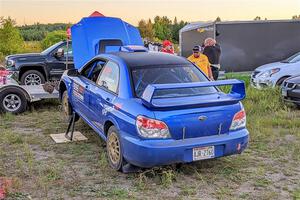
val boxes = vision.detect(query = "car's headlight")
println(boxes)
[6,59,15,67]
[136,115,171,138]
[259,68,280,78]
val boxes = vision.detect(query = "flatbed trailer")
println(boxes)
[0,75,59,114]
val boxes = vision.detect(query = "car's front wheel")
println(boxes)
[276,76,289,86]
[106,126,125,171]
[21,70,45,85]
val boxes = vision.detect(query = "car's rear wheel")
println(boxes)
[61,90,79,122]
[21,70,45,85]
[0,88,27,114]
[106,126,125,171]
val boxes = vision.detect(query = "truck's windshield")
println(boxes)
[41,42,63,55]
[131,64,217,98]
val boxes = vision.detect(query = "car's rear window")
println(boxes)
[131,64,217,98]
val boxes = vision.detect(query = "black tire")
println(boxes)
[20,70,45,85]
[61,90,79,122]
[106,126,125,171]
[0,88,27,114]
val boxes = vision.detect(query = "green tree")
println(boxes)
[292,15,300,19]
[153,16,172,41]
[215,17,221,22]
[138,19,147,38]
[0,17,24,56]
[145,19,154,40]
[254,16,262,20]
[42,30,66,49]
[171,17,187,42]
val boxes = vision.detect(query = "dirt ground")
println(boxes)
[1,86,300,200]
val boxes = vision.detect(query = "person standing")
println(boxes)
[203,38,221,80]
[160,40,174,54]
[188,46,213,80]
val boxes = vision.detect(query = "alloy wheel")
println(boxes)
[2,94,21,112]
[107,131,121,165]
[24,73,42,85]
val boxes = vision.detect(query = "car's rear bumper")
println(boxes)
[120,129,249,168]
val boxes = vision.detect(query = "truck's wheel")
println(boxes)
[0,88,27,114]
[62,90,79,122]
[106,126,125,171]
[21,70,45,85]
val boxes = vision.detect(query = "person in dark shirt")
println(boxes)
[203,38,221,80]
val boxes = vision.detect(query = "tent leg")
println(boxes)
[65,111,76,141]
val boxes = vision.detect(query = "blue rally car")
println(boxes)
[59,15,249,171]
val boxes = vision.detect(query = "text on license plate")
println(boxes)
[193,146,215,161]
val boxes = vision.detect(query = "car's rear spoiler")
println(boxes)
[141,79,246,109]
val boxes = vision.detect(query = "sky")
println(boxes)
[0,0,300,25]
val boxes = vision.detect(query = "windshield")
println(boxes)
[281,52,300,63]
[131,64,217,98]
[41,42,62,55]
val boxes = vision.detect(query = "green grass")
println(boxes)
[0,74,300,199]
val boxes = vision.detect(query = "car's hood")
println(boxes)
[5,53,44,61]
[286,75,300,83]
[255,61,289,71]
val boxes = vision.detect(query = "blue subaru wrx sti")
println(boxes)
[59,15,249,171]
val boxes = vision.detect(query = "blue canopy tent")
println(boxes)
[71,12,143,69]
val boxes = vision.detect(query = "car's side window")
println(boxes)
[97,61,119,94]
[61,43,73,57]
[81,60,106,82]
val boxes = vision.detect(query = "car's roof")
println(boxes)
[109,52,190,67]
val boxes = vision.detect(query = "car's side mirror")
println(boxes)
[67,68,79,77]
[55,48,64,58]
[101,80,108,89]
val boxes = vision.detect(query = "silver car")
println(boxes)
[251,52,300,89]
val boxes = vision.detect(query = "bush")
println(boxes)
[0,17,24,56]
[41,30,66,49]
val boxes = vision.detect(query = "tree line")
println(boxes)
[138,16,187,43]
[18,23,70,41]
[16,16,189,43]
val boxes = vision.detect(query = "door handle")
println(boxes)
[105,97,111,102]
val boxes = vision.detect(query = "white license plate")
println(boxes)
[193,146,215,161]
[282,89,287,97]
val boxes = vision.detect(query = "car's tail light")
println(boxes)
[136,115,170,138]
[230,109,246,131]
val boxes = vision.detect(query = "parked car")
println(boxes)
[281,75,300,108]
[251,52,300,89]
[5,41,74,85]
[59,47,249,171]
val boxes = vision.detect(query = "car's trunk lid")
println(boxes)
[141,79,246,139]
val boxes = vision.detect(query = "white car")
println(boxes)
[251,52,300,88]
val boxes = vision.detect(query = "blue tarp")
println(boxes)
[71,16,143,69]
